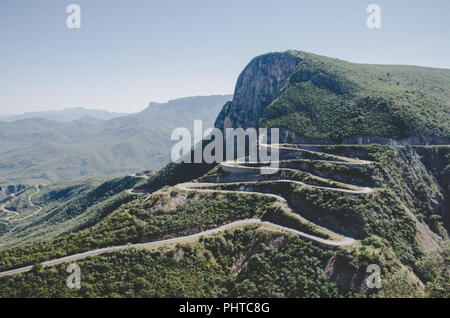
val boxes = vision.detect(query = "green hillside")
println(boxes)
[0,144,448,297]
[0,95,231,184]
[262,51,450,143]
[0,176,142,247]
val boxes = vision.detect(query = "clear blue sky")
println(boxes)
[1,0,449,114]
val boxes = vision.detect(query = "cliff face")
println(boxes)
[215,50,450,145]
[215,52,302,130]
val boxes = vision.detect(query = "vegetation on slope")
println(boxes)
[3,226,445,298]
[0,95,231,184]
[0,176,141,247]
[0,145,448,297]
[261,51,450,142]
[0,226,343,297]
[0,190,281,271]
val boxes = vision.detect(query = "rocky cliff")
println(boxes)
[215,50,450,145]
[215,51,302,130]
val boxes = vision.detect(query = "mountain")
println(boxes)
[0,52,448,298]
[0,107,127,123]
[216,50,450,144]
[0,95,232,184]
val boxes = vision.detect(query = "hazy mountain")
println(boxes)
[0,107,128,123]
[0,95,232,184]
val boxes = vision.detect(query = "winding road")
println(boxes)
[0,204,18,216]
[0,218,355,278]
[0,144,373,278]
[1,185,42,224]
[174,143,373,247]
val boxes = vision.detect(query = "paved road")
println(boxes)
[0,191,21,216]
[0,205,18,215]
[126,174,152,195]
[219,164,373,194]
[173,144,371,248]
[176,182,289,202]
[8,185,42,223]
[129,173,151,179]
[1,185,42,226]
[175,182,356,247]
[260,143,373,165]
[0,144,364,278]
[0,218,354,278]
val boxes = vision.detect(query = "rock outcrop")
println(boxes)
[214,50,450,145]
[215,51,302,130]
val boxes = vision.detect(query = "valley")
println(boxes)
[0,95,231,184]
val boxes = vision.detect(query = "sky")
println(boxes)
[1,0,449,114]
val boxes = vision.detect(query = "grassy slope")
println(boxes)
[262,51,450,142]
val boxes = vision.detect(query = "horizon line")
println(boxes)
[0,93,234,116]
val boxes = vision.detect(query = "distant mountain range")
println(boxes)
[0,107,128,123]
[0,95,232,184]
